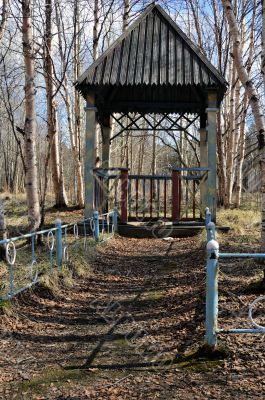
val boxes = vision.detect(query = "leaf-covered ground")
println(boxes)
[0,229,264,399]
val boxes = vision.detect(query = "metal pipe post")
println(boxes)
[113,207,118,233]
[94,211,100,242]
[205,207,211,225]
[207,221,216,242]
[55,219,63,267]
[205,239,219,348]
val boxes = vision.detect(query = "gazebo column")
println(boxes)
[84,92,97,218]
[199,113,208,211]
[206,91,218,222]
[100,114,112,212]
[101,114,112,169]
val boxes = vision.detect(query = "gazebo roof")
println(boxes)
[76,3,227,114]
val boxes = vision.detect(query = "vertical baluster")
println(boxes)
[120,169,128,223]
[193,180,196,220]
[143,178,146,218]
[150,178,153,218]
[136,179,139,218]
[179,173,182,219]
[128,178,132,218]
[185,180,188,219]
[164,179,167,219]
[157,179,160,218]
[172,170,180,222]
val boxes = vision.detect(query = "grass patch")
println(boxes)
[218,208,260,235]
[16,367,90,395]
[145,290,164,301]
[175,344,229,372]
[0,299,12,315]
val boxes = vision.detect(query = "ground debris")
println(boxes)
[0,236,264,399]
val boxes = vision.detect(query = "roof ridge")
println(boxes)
[76,3,157,85]
[76,3,227,89]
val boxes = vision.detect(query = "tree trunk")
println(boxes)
[262,0,265,89]
[235,93,248,207]
[0,0,8,242]
[235,0,255,207]
[226,60,236,206]
[123,0,130,31]
[44,0,68,207]
[73,0,84,208]
[22,0,40,230]
[0,0,7,42]
[55,0,84,208]
[222,0,265,248]
[93,0,99,60]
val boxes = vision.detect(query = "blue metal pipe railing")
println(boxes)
[0,209,118,300]
[204,208,265,349]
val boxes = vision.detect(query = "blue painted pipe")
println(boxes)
[205,239,219,348]
[219,253,265,259]
[55,219,63,267]
[93,211,100,242]
[217,328,265,334]
[113,207,118,233]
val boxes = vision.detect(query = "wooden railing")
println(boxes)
[94,167,208,223]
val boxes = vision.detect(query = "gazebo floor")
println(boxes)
[117,220,229,238]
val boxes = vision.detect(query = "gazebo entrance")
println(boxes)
[76,3,227,236]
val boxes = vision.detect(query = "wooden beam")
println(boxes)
[84,92,97,218]
[200,113,208,211]
[206,91,218,221]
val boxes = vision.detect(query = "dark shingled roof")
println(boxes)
[76,3,227,114]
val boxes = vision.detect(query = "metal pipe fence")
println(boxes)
[205,208,265,349]
[0,208,118,300]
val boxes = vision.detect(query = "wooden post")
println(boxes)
[172,170,180,222]
[121,169,128,223]
[207,91,218,222]
[101,114,112,169]
[84,92,97,218]
[200,113,208,210]
[100,115,112,213]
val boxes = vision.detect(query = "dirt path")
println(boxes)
[0,236,264,399]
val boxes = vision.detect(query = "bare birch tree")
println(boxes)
[0,0,8,252]
[44,0,68,208]
[222,0,265,247]
[0,0,7,42]
[21,0,40,230]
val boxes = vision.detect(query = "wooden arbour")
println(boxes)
[76,3,227,228]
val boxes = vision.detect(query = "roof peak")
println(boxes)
[76,3,227,109]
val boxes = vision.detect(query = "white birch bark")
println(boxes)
[262,0,265,89]
[222,0,265,247]
[123,0,130,31]
[235,0,255,207]
[0,0,8,245]
[22,0,40,230]
[0,0,7,42]
[93,0,99,60]
[55,0,84,208]
[44,0,68,208]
